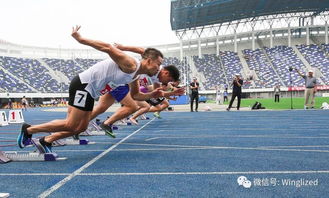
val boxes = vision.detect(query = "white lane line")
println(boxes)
[54,150,106,152]
[2,170,329,177]
[38,146,329,153]
[38,118,155,198]
[0,173,69,176]
[78,170,329,176]
[113,147,329,153]
[142,135,329,140]
[86,148,329,153]
[259,145,329,148]
[145,137,160,141]
[110,143,329,153]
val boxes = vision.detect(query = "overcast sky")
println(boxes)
[0,0,179,49]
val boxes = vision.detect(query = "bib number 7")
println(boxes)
[74,90,88,107]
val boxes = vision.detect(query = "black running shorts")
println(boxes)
[68,76,94,111]
[146,97,165,106]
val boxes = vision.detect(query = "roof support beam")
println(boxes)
[270,25,273,48]
[324,21,328,44]
[306,25,310,45]
[288,23,291,47]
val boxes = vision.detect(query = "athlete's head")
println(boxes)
[141,48,163,76]
[158,65,180,85]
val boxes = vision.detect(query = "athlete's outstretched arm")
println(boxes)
[71,25,137,73]
[114,43,145,55]
[130,80,184,101]
[162,87,185,98]
[129,80,163,101]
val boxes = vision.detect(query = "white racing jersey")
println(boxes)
[79,57,140,99]
[138,66,161,87]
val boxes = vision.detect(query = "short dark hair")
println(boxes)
[142,48,163,60]
[163,65,180,81]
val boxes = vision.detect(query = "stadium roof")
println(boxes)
[170,0,329,30]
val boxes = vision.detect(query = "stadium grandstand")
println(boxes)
[1,0,329,105]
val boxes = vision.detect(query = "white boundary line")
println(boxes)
[2,170,329,176]
[9,144,329,153]
[111,143,329,153]
[144,135,329,141]
[38,118,155,198]
[0,173,69,176]
[78,170,329,175]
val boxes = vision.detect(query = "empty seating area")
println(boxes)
[1,44,329,93]
[297,44,329,84]
[193,54,226,89]
[265,46,305,87]
[75,58,101,70]
[163,56,191,82]
[243,49,280,88]
[0,68,33,92]
[43,58,84,81]
[0,56,61,92]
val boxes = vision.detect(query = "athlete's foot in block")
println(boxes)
[99,122,116,138]
[129,118,139,125]
[153,112,161,119]
[17,123,32,148]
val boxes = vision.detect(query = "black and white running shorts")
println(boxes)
[68,76,94,111]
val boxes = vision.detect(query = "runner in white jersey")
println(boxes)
[93,64,181,129]
[88,43,182,129]
[78,57,141,99]
[17,26,184,153]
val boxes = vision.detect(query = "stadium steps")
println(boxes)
[292,45,313,70]
[215,54,229,85]
[37,58,69,84]
[261,48,286,86]
[188,55,206,90]
[237,50,255,76]
[292,45,326,85]
[237,50,256,87]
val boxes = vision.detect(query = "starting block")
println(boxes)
[52,138,92,146]
[8,110,24,124]
[92,120,118,130]
[80,127,118,136]
[0,111,8,126]
[114,119,132,126]
[0,138,67,163]
[0,150,66,163]
[80,128,106,136]
[0,193,10,198]
[80,120,118,136]
[139,114,150,120]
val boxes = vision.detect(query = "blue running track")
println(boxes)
[0,108,329,197]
